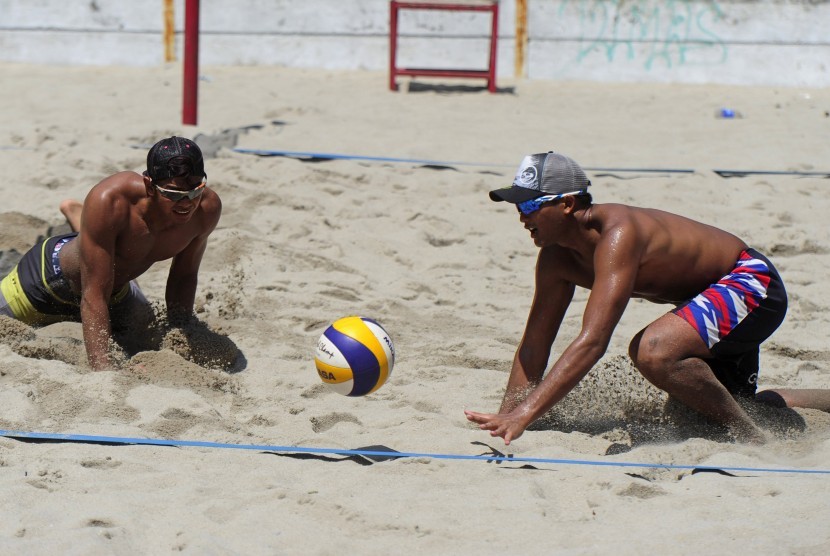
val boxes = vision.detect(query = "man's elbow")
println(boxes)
[516,344,552,371]
[575,335,610,363]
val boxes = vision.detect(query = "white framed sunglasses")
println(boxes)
[153,177,207,202]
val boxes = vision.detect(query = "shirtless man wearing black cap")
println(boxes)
[0,136,221,371]
[465,151,830,443]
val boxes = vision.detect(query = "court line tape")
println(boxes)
[124,144,827,177]
[232,148,696,174]
[231,148,830,177]
[233,147,511,167]
[1,429,828,475]
[714,169,830,178]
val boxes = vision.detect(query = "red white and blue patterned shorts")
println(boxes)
[672,248,787,396]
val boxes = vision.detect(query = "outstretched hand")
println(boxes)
[464,409,530,446]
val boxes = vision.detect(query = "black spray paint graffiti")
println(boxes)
[558,0,728,70]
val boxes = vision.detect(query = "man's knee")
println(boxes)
[628,329,671,370]
[755,389,787,408]
[628,330,643,363]
[628,328,679,387]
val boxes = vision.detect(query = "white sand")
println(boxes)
[1,62,830,554]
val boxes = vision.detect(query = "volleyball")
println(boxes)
[314,316,395,396]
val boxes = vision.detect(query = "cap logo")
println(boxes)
[518,166,537,185]
[513,155,542,190]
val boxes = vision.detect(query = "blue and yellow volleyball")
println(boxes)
[314,316,395,396]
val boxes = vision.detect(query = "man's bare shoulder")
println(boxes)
[200,187,222,216]
[592,202,702,229]
[588,202,643,227]
[79,172,148,231]
[196,188,222,233]
[85,171,147,205]
[93,170,144,187]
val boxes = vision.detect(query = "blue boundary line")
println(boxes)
[127,145,828,176]
[2,429,828,475]
[713,169,830,178]
[232,148,696,174]
[233,147,513,168]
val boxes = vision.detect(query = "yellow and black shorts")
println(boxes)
[0,233,134,326]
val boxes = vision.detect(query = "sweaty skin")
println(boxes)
[57,171,221,370]
[465,196,830,444]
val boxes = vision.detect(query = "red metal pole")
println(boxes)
[389,1,399,91]
[488,2,498,93]
[182,0,200,125]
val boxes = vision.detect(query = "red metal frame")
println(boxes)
[389,1,499,92]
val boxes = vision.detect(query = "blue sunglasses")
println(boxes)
[516,191,583,215]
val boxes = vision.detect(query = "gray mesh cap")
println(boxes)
[489,151,591,203]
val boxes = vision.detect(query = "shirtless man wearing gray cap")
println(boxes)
[465,151,830,444]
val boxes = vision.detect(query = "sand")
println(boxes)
[1,62,830,554]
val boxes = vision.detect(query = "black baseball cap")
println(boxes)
[489,151,591,203]
[146,136,206,181]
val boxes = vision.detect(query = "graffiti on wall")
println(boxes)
[557,0,728,70]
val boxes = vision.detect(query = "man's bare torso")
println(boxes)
[56,174,214,294]
[542,203,748,304]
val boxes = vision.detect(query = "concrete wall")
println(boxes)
[527,0,830,86]
[1,0,828,87]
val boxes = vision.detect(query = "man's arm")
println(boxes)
[165,234,208,322]
[77,186,129,370]
[165,195,221,322]
[467,226,643,444]
[499,249,575,413]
